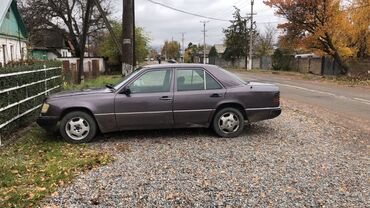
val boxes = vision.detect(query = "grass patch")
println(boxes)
[63,75,123,90]
[0,126,112,207]
[0,75,123,207]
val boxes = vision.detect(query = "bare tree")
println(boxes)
[18,0,112,83]
[255,24,277,57]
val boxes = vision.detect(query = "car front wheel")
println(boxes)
[60,111,97,143]
[213,108,245,138]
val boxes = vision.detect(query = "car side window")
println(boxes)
[206,73,222,90]
[177,69,205,91]
[130,70,172,93]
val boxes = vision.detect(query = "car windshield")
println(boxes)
[113,67,144,90]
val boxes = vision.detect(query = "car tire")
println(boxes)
[213,107,245,138]
[59,111,97,144]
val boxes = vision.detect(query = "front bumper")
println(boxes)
[245,107,282,122]
[36,116,59,131]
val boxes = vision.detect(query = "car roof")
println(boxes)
[144,63,214,69]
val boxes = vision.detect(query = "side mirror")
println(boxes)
[122,86,131,95]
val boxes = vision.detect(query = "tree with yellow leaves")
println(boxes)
[161,40,181,60]
[264,0,369,74]
[348,0,370,61]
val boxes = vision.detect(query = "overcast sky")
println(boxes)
[112,0,285,50]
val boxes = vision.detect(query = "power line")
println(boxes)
[212,0,248,18]
[146,0,230,22]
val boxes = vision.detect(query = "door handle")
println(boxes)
[210,93,221,98]
[160,96,172,101]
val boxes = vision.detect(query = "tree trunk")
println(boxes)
[323,33,349,75]
[332,51,349,75]
[357,30,367,61]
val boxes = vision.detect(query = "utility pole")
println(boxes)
[181,32,185,63]
[201,20,209,64]
[122,0,135,76]
[133,0,136,67]
[248,0,255,70]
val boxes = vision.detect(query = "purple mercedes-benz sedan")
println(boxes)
[37,64,281,143]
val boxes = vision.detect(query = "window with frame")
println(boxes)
[177,69,205,91]
[177,69,223,91]
[10,45,14,61]
[130,70,172,93]
[206,73,222,90]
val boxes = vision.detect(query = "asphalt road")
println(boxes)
[236,72,370,132]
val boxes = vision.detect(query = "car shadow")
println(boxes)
[91,123,275,144]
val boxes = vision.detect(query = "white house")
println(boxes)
[0,0,28,67]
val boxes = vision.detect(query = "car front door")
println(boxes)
[173,68,226,128]
[115,68,174,130]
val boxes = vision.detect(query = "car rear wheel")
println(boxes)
[60,111,97,144]
[213,108,245,138]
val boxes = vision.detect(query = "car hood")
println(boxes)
[48,88,113,100]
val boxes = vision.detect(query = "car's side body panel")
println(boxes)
[114,68,175,130]
[173,89,225,128]
[114,92,174,130]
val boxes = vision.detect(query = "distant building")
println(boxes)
[0,0,28,67]
[30,30,73,60]
[195,47,211,64]
[214,44,226,57]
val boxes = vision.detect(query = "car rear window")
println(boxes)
[216,67,248,85]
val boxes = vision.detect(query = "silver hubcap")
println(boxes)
[218,112,240,134]
[65,117,90,141]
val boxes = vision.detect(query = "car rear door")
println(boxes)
[115,68,174,130]
[173,68,226,128]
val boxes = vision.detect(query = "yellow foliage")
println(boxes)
[267,0,369,60]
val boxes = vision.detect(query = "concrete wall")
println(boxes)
[214,57,246,68]
[58,57,105,73]
[347,60,370,78]
[47,52,58,60]
[0,37,27,66]
[291,57,322,75]
[212,56,272,70]
[252,57,260,69]
[260,56,272,70]
[59,57,106,83]
[310,58,322,75]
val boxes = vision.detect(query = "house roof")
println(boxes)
[0,0,28,38]
[214,44,226,54]
[0,0,13,26]
[31,30,67,49]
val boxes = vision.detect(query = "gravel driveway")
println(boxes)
[44,100,369,207]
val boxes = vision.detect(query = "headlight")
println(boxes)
[41,103,50,114]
